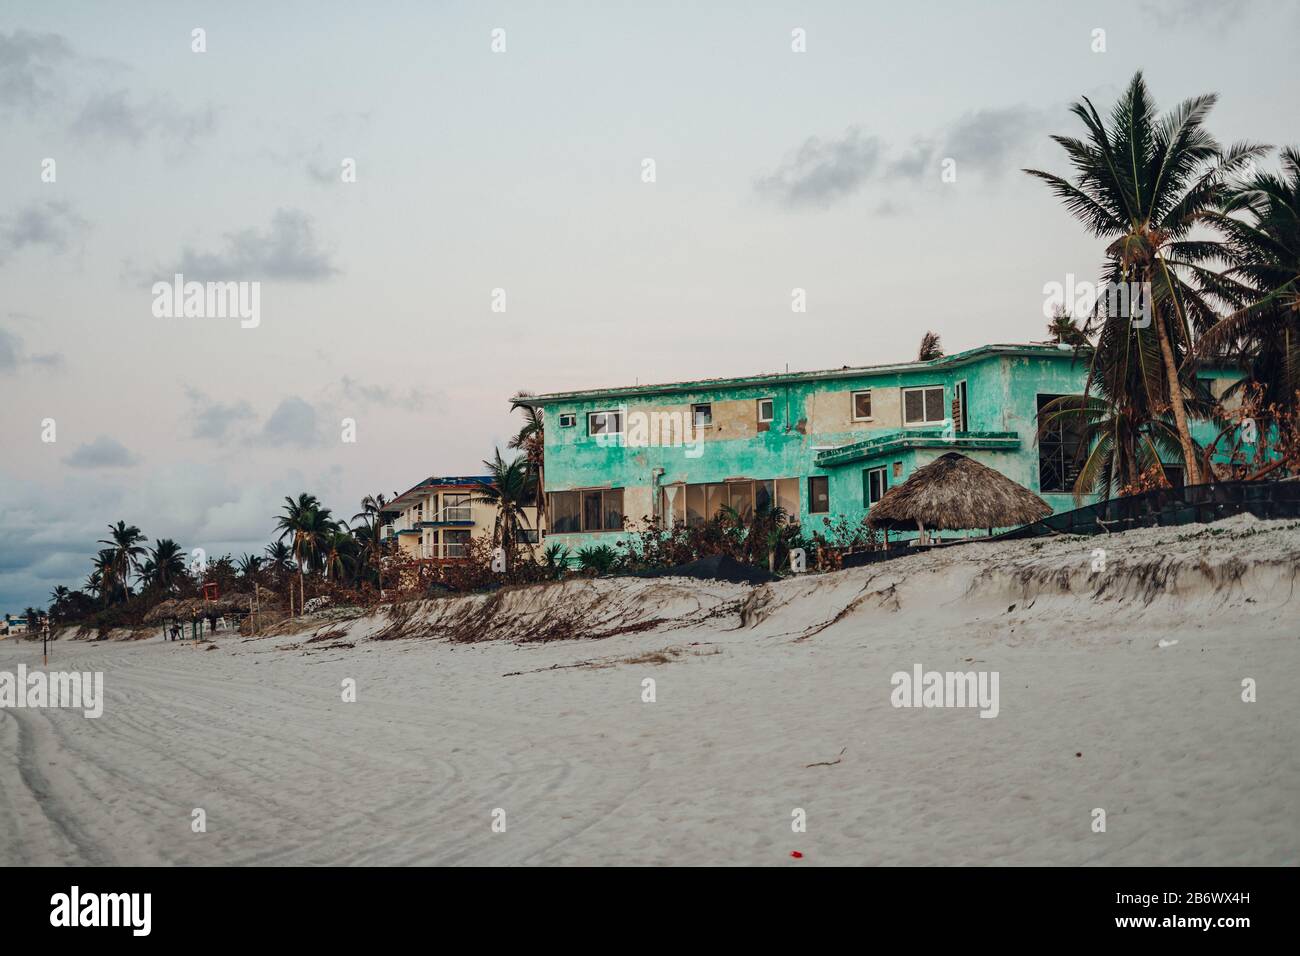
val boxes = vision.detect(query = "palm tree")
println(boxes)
[90,548,121,606]
[470,450,534,572]
[1025,71,1267,485]
[1038,393,1185,500]
[144,538,187,593]
[236,553,263,582]
[99,521,147,598]
[509,397,546,533]
[1197,146,1300,415]
[1047,307,1090,347]
[352,492,394,594]
[321,526,357,582]
[264,540,294,577]
[274,493,335,615]
[917,331,943,361]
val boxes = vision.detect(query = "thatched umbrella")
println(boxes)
[867,452,1052,539]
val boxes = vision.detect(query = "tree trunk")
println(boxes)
[1153,307,1202,485]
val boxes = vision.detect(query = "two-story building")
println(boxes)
[523,343,1240,551]
[383,475,539,560]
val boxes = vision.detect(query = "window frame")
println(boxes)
[692,403,713,427]
[757,398,774,424]
[558,413,576,428]
[807,475,830,515]
[902,385,946,426]
[587,409,624,436]
[851,389,873,422]
[864,466,887,506]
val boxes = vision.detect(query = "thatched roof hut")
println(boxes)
[143,594,257,623]
[866,453,1052,532]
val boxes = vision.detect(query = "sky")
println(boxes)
[2,0,1297,612]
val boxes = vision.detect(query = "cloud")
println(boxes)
[755,126,884,208]
[162,209,339,282]
[0,29,73,114]
[0,326,64,372]
[1138,0,1252,30]
[0,200,89,265]
[63,436,139,469]
[257,396,325,448]
[941,106,1047,178]
[333,376,438,413]
[184,387,256,442]
[70,89,216,146]
[757,104,1048,208]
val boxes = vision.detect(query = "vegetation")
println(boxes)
[1027,70,1296,497]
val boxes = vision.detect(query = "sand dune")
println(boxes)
[2,514,1297,865]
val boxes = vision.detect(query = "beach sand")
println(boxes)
[2,514,1297,865]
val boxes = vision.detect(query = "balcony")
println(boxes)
[417,505,474,527]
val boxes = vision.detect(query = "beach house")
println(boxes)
[521,343,1242,551]
[383,475,540,560]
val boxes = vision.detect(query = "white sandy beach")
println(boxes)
[2,514,1297,866]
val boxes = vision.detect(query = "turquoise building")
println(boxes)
[525,343,1238,551]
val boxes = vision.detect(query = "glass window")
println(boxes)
[442,493,470,521]
[808,476,829,514]
[776,478,800,521]
[728,481,754,518]
[852,390,872,420]
[583,491,603,531]
[547,491,582,533]
[686,484,707,526]
[692,404,712,427]
[661,484,686,527]
[864,467,887,506]
[604,489,624,530]
[706,483,728,521]
[757,398,774,423]
[444,529,472,558]
[903,386,945,425]
[558,413,576,427]
[588,410,623,435]
[755,479,773,512]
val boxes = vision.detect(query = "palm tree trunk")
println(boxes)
[1154,308,1202,485]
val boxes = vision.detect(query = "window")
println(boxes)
[903,386,946,425]
[588,410,623,436]
[954,381,968,431]
[1037,394,1088,493]
[692,403,712,427]
[864,467,887,506]
[444,529,472,558]
[892,461,903,479]
[558,413,576,428]
[757,398,774,423]
[852,390,873,421]
[547,491,582,532]
[808,476,829,514]
[441,493,470,521]
[517,528,540,544]
[548,489,624,532]
[662,478,797,528]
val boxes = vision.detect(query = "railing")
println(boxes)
[418,541,470,560]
